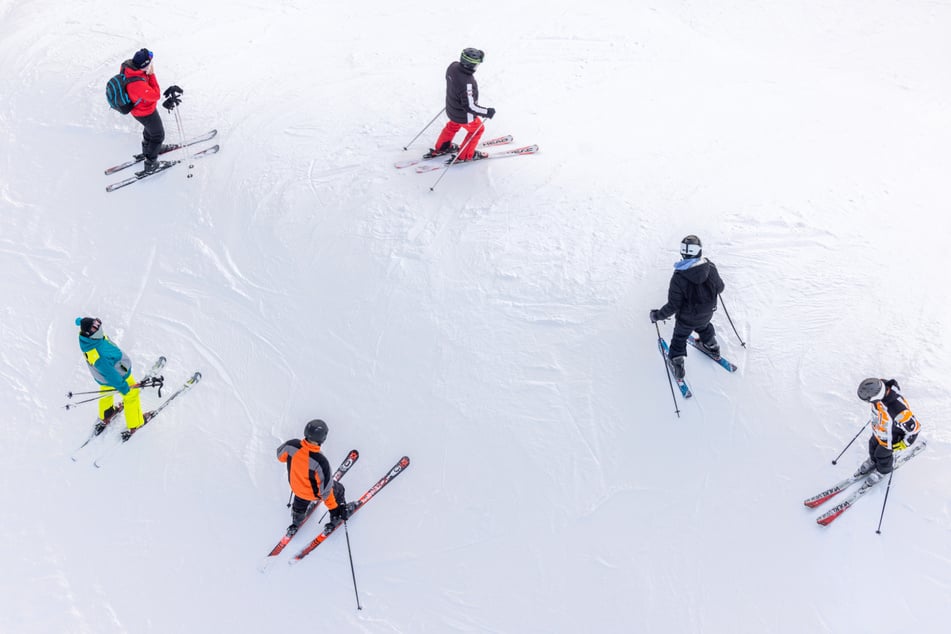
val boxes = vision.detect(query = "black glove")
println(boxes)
[649,309,660,323]
[484,107,496,119]
[163,85,183,98]
[329,503,351,522]
[162,96,181,111]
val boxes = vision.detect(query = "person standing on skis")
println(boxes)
[853,378,921,484]
[75,317,145,438]
[277,419,352,535]
[649,235,725,380]
[120,48,168,174]
[427,48,496,162]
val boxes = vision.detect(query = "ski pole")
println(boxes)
[831,420,869,465]
[654,322,681,418]
[63,394,110,410]
[430,119,486,192]
[67,387,121,398]
[403,107,446,150]
[342,519,362,610]
[718,294,747,348]
[875,469,895,534]
[64,377,163,409]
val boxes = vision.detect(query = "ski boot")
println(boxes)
[423,142,459,159]
[668,356,686,380]
[94,403,125,435]
[695,338,721,360]
[453,151,488,163]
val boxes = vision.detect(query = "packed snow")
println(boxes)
[1,1,949,632]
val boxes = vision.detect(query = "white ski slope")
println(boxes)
[1,1,950,632]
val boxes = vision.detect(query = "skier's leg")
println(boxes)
[98,385,115,419]
[432,121,462,153]
[122,375,145,429]
[457,118,485,160]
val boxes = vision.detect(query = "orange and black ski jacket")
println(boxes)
[870,380,921,449]
[276,438,341,508]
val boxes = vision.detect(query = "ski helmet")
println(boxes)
[857,378,886,402]
[680,235,702,259]
[460,48,485,71]
[304,419,329,444]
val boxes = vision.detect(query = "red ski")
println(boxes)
[290,455,411,564]
[259,449,359,571]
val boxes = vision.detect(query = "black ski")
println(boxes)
[104,130,218,174]
[259,449,360,571]
[290,455,411,564]
[105,145,220,192]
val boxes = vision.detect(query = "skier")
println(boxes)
[854,378,921,484]
[276,419,352,535]
[649,235,725,380]
[75,317,146,438]
[427,48,496,162]
[121,48,166,174]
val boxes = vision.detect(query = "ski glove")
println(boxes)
[649,309,660,323]
[162,96,181,111]
[484,107,496,119]
[163,85,183,98]
[329,504,350,522]
[893,439,910,451]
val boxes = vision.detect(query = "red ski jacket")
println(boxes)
[121,62,161,117]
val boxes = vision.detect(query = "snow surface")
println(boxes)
[1,1,950,632]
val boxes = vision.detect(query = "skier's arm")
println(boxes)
[465,82,490,117]
[655,278,683,321]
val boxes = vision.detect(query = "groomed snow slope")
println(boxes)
[1,1,949,632]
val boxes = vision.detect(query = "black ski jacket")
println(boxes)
[444,61,490,123]
[655,258,725,327]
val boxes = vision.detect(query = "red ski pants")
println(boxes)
[433,119,485,160]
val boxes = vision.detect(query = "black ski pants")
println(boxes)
[867,435,894,474]
[290,482,346,516]
[133,110,165,161]
[669,320,717,359]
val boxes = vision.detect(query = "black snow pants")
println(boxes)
[669,319,717,359]
[867,435,894,474]
[133,110,165,160]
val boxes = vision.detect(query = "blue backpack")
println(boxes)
[105,73,146,114]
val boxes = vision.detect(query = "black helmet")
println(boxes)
[460,48,485,71]
[304,419,329,444]
[857,378,886,402]
[680,235,702,259]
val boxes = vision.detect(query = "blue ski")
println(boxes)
[659,338,692,399]
[687,336,738,372]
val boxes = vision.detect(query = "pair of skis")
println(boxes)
[804,439,927,526]
[104,129,220,192]
[395,134,538,173]
[260,453,411,570]
[70,357,202,466]
[659,335,738,400]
